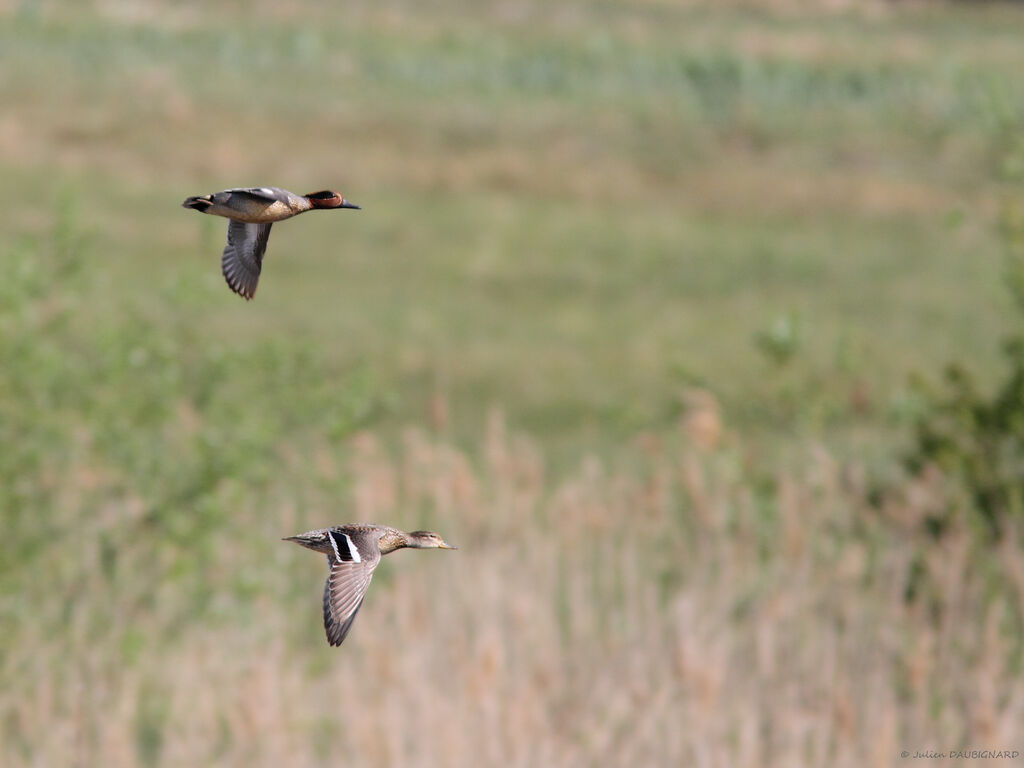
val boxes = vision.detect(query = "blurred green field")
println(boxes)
[3,0,1023,453]
[3,1,1024,766]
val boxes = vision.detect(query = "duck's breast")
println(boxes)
[209,190,301,223]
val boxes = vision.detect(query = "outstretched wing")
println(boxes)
[221,220,272,300]
[321,530,382,646]
[322,579,368,647]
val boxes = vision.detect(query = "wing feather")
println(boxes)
[224,187,282,201]
[221,220,272,300]
[322,578,367,646]
[320,539,381,646]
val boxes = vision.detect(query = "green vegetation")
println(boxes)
[2,0,1021,455]
[2,1,1024,765]
[906,143,1024,539]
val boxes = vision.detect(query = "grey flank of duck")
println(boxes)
[284,524,456,647]
[181,187,360,300]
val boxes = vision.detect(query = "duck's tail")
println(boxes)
[283,532,330,552]
[182,195,212,212]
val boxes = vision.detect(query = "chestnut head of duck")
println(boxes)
[304,190,361,210]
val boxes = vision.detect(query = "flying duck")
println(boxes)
[284,524,456,646]
[182,186,360,300]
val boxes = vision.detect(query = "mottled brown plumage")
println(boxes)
[284,524,456,647]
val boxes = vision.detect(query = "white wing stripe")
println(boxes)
[328,533,344,563]
[327,531,362,564]
[343,533,361,563]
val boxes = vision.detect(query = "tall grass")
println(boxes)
[2,217,1022,762]
[3,206,1020,765]
[4,2,1024,765]
[3,405,1023,766]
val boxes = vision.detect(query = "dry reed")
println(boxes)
[2,408,1022,767]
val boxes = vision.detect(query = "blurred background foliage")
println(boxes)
[3,0,1024,765]
[905,138,1024,539]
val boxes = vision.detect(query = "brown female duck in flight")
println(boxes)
[285,524,456,646]
[182,187,360,300]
